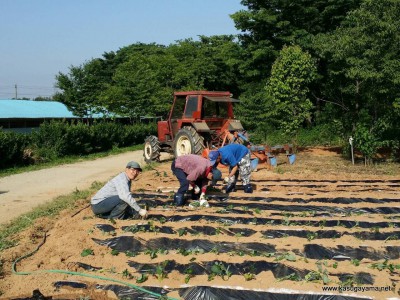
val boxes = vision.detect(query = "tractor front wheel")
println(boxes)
[174,126,204,157]
[143,135,161,163]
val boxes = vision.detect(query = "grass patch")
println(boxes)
[0,181,103,253]
[0,144,143,178]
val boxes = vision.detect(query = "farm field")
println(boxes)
[1,147,399,300]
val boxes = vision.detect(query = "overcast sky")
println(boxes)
[0,0,245,99]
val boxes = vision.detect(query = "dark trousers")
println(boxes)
[92,196,138,220]
[171,160,201,201]
[171,160,189,194]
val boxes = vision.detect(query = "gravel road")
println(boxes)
[0,150,161,225]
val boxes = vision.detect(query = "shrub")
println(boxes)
[0,130,30,168]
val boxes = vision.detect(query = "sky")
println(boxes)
[0,0,245,99]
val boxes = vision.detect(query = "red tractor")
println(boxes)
[143,90,244,162]
[143,90,296,167]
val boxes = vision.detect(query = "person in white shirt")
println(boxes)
[91,161,148,219]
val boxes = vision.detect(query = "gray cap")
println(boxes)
[126,161,142,171]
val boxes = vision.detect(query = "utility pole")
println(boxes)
[15,84,17,99]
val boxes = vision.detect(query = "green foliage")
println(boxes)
[0,130,31,168]
[26,121,156,163]
[265,45,317,139]
[354,124,380,165]
[46,1,399,159]
[208,262,232,281]
[80,248,94,257]
[253,124,344,147]
[0,121,156,171]
[313,0,400,157]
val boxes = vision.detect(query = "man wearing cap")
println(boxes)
[209,144,253,194]
[91,161,148,219]
[171,154,222,207]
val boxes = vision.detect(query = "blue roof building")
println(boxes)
[0,99,123,133]
[0,99,75,119]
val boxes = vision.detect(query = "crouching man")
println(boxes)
[91,161,148,219]
[171,154,222,207]
[208,144,253,194]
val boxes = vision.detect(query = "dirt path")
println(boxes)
[0,150,171,225]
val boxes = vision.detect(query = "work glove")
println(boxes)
[199,193,206,201]
[199,199,210,208]
[224,177,229,184]
[138,209,148,219]
[193,185,200,194]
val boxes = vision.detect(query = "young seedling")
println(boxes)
[122,269,133,279]
[153,260,169,281]
[275,252,296,262]
[351,259,360,266]
[177,228,187,237]
[208,262,232,281]
[111,249,119,256]
[243,272,256,281]
[81,249,94,257]
[144,249,158,259]
[277,272,301,282]
[135,273,148,283]
[125,251,137,257]
[307,232,318,241]
[184,265,195,283]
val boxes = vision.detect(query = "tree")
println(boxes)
[265,45,317,139]
[313,0,400,157]
[231,0,361,85]
[54,59,108,118]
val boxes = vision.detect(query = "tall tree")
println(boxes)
[265,45,317,138]
[313,0,400,159]
[231,0,361,89]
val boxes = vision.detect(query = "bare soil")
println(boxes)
[1,147,399,300]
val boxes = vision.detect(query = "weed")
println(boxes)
[384,235,398,243]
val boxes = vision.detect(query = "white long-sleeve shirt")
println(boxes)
[91,172,141,211]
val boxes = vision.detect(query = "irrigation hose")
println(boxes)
[12,232,179,300]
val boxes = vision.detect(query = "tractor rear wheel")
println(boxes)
[143,135,161,163]
[174,126,204,157]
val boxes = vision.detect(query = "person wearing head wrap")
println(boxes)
[171,154,222,207]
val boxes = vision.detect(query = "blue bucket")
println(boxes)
[250,158,259,171]
[288,154,296,165]
[269,157,277,167]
